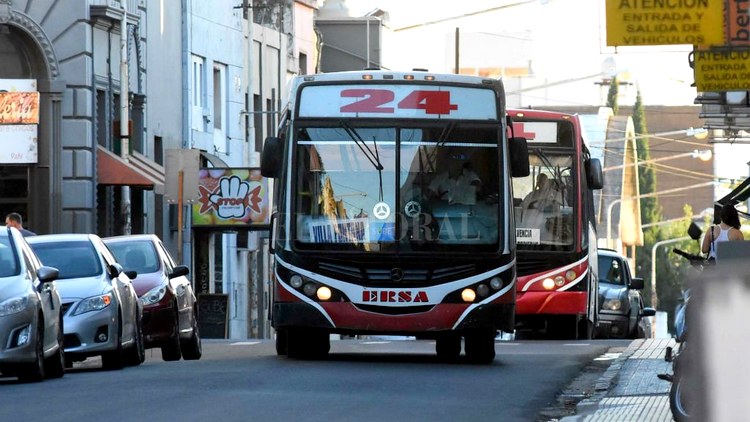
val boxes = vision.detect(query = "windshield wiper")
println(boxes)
[339,120,383,171]
[535,148,565,202]
[338,120,385,202]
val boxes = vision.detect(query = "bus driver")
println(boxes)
[427,162,482,205]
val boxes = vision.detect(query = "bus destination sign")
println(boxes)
[694,48,750,91]
[605,0,724,47]
[298,84,497,120]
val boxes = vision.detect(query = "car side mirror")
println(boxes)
[124,270,138,280]
[37,266,59,283]
[170,265,190,279]
[108,263,123,278]
[641,307,656,317]
[629,277,645,290]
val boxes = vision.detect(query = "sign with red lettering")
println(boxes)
[299,84,496,120]
[192,168,270,227]
[605,0,725,46]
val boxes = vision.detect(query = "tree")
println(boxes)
[606,76,619,115]
[632,88,665,311]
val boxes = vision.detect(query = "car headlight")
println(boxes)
[602,298,623,311]
[73,293,112,316]
[0,296,29,317]
[140,284,168,306]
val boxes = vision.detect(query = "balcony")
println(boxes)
[90,0,143,22]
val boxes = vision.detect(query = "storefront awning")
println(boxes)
[97,146,165,194]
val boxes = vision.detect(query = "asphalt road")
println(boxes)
[0,337,630,422]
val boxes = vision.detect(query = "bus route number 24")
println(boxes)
[340,89,458,115]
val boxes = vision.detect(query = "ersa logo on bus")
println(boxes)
[197,174,263,220]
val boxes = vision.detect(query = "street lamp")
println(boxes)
[605,181,717,248]
[650,236,690,310]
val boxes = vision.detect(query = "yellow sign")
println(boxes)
[606,0,725,46]
[694,49,750,91]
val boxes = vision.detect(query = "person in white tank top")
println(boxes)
[701,203,744,261]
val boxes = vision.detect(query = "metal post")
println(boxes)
[650,236,690,310]
[120,2,131,235]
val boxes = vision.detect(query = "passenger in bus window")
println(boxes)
[427,162,481,205]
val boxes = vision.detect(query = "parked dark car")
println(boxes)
[103,234,201,361]
[596,248,656,339]
[0,226,65,382]
[27,234,145,370]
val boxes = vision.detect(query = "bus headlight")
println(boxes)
[303,283,317,297]
[554,276,566,286]
[489,277,503,290]
[461,288,476,302]
[316,286,332,301]
[476,284,490,298]
[290,275,304,289]
[542,278,555,290]
[566,270,577,281]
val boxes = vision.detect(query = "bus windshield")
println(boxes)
[513,151,575,251]
[293,122,502,253]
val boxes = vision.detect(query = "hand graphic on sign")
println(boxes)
[209,175,250,219]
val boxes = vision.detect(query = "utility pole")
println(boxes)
[120,1,131,235]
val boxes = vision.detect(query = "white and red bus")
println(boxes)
[261,70,528,363]
[507,109,603,339]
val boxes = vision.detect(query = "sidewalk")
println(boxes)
[562,338,676,422]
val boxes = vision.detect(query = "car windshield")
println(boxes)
[598,255,625,286]
[293,123,502,253]
[106,240,160,274]
[30,240,102,280]
[0,236,20,278]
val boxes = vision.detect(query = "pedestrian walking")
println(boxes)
[4,212,36,237]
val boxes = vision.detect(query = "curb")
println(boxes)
[564,339,644,418]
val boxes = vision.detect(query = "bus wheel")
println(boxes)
[435,334,461,361]
[275,329,288,356]
[287,329,330,359]
[577,318,594,340]
[464,330,496,364]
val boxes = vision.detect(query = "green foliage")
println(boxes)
[636,205,700,335]
[606,76,619,115]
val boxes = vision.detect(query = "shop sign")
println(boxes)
[694,48,750,91]
[605,0,725,46]
[192,168,270,227]
[0,79,38,164]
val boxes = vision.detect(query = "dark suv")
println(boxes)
[596,248,656,339]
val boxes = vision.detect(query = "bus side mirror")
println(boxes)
[261,136,283,178]
[509,137,530,178]
[586,158,603,190]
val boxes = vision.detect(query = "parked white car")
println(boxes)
[27,234,144,370]
[0,226,65,382]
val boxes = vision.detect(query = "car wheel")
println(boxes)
[125,308,145,366]
[18,318,46,382]
[102,312,124,370]
[180,308,202,360]
[44,315,66,378]
[161,305,182,361]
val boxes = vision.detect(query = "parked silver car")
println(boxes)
[0,226,65,382]
[27,234,145,370]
